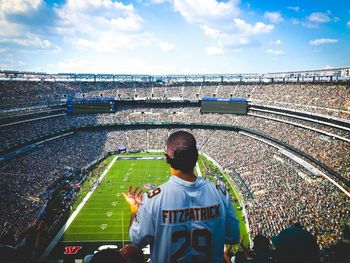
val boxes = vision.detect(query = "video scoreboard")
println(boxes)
[200,97,248,114]
[66,97,247,114]
[66,98,116,114]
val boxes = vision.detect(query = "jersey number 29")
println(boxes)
[170,229,211,263]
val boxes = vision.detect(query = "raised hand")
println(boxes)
[122,185,143,214]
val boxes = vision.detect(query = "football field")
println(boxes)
[47,155,169,259]
[64,156,169,242]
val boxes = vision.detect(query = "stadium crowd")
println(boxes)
[1,81,349,119]
[0,80,349,262]
[1,128,349,249]
[2,105,349,180]
[202,130,348,248]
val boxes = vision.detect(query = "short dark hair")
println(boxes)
[272,226,320,263]
[165,131,198,173]
[253,234,271,252]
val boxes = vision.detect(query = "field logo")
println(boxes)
[64,246,82,255]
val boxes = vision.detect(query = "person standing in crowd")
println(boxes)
[272,224,320,263]
[123,130,240,262]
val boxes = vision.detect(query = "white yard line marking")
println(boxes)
[196,162,202,177]
[39,156,119,260]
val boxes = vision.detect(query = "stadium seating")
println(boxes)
[0,80,349,262]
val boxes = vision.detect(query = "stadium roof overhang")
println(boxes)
[0,67,349,82]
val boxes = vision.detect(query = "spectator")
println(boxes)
[246,234,273,263]
[272,224,320,263]
[83,245,144,263]
[119,244,144,263]
[123,131,240,262]
[89,248,125,263]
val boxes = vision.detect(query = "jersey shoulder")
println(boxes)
[205,179,228,195]
[145,186,162,200]
[205,179,230,205]
[142,182,168,204]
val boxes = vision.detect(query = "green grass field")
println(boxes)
[63,156,169,242]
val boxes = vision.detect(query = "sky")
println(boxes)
[0,0,349,74]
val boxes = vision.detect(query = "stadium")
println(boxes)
[0,68,349,262]
[1,0,350,263]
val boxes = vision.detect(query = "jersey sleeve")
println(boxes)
[224,197,240,244]
[129,194,155,248]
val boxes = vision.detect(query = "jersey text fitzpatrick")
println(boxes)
[162,204,221,224]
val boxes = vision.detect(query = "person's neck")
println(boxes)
[170,167,197,182]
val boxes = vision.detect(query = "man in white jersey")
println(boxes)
[123,131,240,263]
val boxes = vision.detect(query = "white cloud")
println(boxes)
[0,0,44,35]
[159,42,175,52]
[54,0,156,52]
[0,0,42,14]
[172,0,240,23]
[172,2,271,55]
[201,24,221,38]
[0,33,61,52]
[0,0,62,54]
[201,24,262,49]
[201,20,272,55]
[266,49,284,55]
[55,0,143,33]
[264,11,283,23]
[0,58,27,70]
[308,12,331,23]
[233,18,273,35]
[287,6,300,12]
[206,46,225,56]
[269,39,282,45]
[291,18,300,25]
[309,38,338,45]
[0,16,21,36]
[347,21,350,27]
[150,0,169,3]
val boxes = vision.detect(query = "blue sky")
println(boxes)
[0,0,349,74]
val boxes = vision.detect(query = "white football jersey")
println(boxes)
[129,176,240,263]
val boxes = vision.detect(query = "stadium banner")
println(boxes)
[66,97,117,114]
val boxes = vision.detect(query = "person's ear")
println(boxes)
[165,154,171,164]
